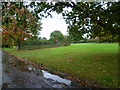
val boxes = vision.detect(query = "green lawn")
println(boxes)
[3,43,118,87]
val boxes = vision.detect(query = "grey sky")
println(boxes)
[40,12,68,40]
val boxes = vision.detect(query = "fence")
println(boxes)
[20,40,70,50]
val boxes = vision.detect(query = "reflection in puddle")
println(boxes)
[27,65,71,86]
[42,70,71,85]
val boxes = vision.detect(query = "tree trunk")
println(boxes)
[99,37,102,43]
[17,39,20,50]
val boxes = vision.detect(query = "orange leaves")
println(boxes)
[2,2,40,46]
[2,25,6,30]
[2,21,30,43]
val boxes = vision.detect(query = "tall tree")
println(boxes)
[50,30,64,44]
[2,2,42,50]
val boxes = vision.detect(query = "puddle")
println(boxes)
[26,64,72,86]
[2,51,79,88]
[27,64,71,85]
[42,70,71,85]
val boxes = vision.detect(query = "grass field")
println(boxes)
[3,43,118,87]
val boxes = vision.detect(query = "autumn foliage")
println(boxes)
[2,2,41,49]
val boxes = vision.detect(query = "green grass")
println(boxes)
[3,43,118,87]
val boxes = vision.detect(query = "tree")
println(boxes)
[2,2,42,50]
[50,30,64,44]
[30,2,119,43]
[61,35,70,46]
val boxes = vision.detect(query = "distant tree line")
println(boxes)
[20,30,70,50]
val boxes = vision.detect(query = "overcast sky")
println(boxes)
[40,12,68,40]
[23,2,69,40]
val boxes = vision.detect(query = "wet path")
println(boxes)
[2,51,79,88]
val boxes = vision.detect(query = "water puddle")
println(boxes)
[27,64,71,85]
[42,70,71,85]
[2,51,79,88]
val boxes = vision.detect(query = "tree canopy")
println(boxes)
[2,2,42,50]
[50,30,64,43]
[30,1,119,43]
